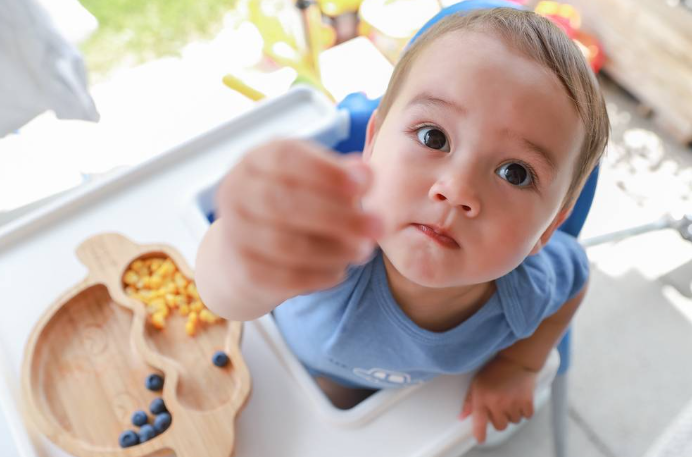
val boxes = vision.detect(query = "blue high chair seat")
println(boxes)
[333,1,600,454]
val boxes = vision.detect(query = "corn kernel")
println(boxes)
[185,321,196,336]
[151,312,166,329]
[188,311,198,324]
[150,298,165,309]
[159,260,175,277]
[186,283,199,300]
[150,259,163,271]
[150,290,165,300]
[149,275,162,289]
[165,294,177,308]
[199,309,218,324]
[190,301,203,313]
[123,271,139,285]
[179,304,190,316]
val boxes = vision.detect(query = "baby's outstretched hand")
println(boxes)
[460,356,537,444]
[215,139,382,306]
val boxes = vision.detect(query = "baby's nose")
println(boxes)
[429,180,481,218]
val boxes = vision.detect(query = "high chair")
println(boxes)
[332,2,601,456]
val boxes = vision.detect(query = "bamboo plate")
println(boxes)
[22,233,251,457]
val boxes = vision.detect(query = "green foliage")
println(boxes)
[79,0,236,78]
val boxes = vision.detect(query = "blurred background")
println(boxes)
[1,0,692,455]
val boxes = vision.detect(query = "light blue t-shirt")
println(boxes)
[273,230,588,390]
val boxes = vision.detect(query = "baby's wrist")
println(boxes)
[495,353,541,374]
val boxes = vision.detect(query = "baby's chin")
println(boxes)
[382,242,515,289]
[383,246,475,289]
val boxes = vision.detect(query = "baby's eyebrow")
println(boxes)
[502,129,557,175]
[406,93,468,117]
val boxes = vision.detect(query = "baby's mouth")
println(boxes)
[412,224,460,249]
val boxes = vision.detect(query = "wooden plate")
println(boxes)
[22,233,251,457]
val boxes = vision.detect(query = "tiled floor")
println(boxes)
[466,77,692,457]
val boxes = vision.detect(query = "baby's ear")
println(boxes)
[362,109,379,161]
[529,207,572,255]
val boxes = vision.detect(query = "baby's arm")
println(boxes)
[461,284,586,443]
[461,233,589,443]
[195,139,381,321]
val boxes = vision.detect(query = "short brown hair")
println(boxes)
[376,8,609,207]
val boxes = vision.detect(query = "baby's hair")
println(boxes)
[376,8,610,208]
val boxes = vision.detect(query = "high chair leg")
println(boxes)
[551,373,568,457]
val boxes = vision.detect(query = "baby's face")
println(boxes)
[362,30,584,288]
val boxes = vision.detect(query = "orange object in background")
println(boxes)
[535,1,604,73]
[572,30,605,74]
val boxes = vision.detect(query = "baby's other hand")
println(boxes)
[459,356,537,444]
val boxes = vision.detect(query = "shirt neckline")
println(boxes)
[371,250,503,344]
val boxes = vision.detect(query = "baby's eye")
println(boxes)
[416,126,449,152]
[496,162,533,187]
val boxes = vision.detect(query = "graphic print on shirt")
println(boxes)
[352,367,423,386]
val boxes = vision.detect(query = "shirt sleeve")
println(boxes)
[498,230,589,338]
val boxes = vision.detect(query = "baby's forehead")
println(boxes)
[411,29,538,76]
[400,36,566,108]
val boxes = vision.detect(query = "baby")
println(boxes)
[196,7,609,443]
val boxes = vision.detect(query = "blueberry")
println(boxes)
[150,397,167,415]
[145,374,164,391]
[119,430,139,448]
[131,410,148,427]
[153,412,172,434]
[212,351,229,367]
[139,424,156,442]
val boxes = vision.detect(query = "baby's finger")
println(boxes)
[487,409,509,432]
[459,393,473,420]
[247,139,372,201]
[238,178,382,240]
[237,248,347,296]
[472,406,489,444]
[230,217,374,269]
[520,402,535,419]
[507,408,522,424]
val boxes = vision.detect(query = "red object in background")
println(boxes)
[573,30,605,74]
[544,14,576,38]
[543,14,605,74]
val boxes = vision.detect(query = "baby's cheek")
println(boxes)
[486,233,536,274]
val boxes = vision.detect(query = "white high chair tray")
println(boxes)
[0,86,558,457]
